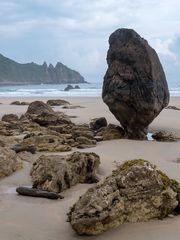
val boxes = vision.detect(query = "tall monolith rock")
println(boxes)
[102,28,169,139]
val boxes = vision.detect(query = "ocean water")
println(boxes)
[0,82,179,97]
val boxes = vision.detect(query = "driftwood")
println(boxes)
[16,186,62,199]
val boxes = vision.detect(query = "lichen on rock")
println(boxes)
[31,152,100,193]
[68,159,180,235]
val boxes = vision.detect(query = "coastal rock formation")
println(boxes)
[25,101,55,116]
[102,28,169,139]
[90,117,107,131]
[152,131,179,142]
[0,147,22,179]
[68,159,180,235]
[47,99,70,106]
[96,124,124,140]
[20,134,72,152]
[0,53,86,85]
[2,114,19,122]
[31,152,100,193]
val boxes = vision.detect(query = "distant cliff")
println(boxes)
[0,53,86,85]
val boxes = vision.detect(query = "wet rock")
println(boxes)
[16,186,60,199]
[0,147,22,179]
[90,117,108,131]
[21,134,72,152]
[74,85,80,89]
[96,124,124,140]
[2,114,19,122]
[102,28,169,140]
[11,143,36,154]
[68,159,180,235]
[47,99,70,106]
[31,152,100,193]
[152,131,179,142]
[64,84,74,91]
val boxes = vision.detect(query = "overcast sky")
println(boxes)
[0,0,179,86]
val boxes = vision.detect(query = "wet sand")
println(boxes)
[0,96,180,240]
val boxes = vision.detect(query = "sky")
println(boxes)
[0,0,180,86]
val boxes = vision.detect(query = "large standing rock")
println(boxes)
[0,147,22,179]
[25,101,55,116]
[102,28,169,139]
[68,159,180,235]
[31,152,100,193]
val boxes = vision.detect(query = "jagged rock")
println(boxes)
[11,143,36,154]
[152,131,179,142]
[47,99,70,106]
[96,124,124,140]
[21,134,71,152]
[90,117,108,130]
[76,136,96,147]
[25,101,55,116]
[68,159,180,235]
[31,111,73,127]
[31,152,100,193]
[102,28,169,140]
[2,113,19,122]
[166,106,180,110]
[0,147,22,179]
[64,84,74,91]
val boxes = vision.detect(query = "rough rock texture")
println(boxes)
[152,131,179,142]
[31,152,100,193]
[0,147,22,179]
[2,114,19,122]
[102,28,169,139]
[25,101,55,116]
[68,159,180,235]
[47,99,70,106]
[21,134,72,152]
[166,105,180,111]
[90,117,107,131]
[96,124,124,140]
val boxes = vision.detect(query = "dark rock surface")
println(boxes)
[47,99,70,106]
[102,28,169,139]
[31,152,100,193]
[68,159,180,235]
[25,101,55,116]
[64,84,74,91]
[90,117,107,130]
[2,114,19,122]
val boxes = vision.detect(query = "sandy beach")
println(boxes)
[0,96,180,240]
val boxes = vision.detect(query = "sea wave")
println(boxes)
[0,83,179,97]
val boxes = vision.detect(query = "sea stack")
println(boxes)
[102,28,169,139]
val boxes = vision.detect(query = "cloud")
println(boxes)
[0,0,180,85]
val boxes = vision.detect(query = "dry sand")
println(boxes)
[0,96,180,240]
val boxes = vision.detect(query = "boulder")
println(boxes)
[0,147,22,179]
[152,131,179,142]
[68,159,180,235]
[31,152,100,193]
[64,84,74,91]
[90,117,107,130]
[47,99,70,106]
[11,143,36,154]
[166,106,180,111]
[21,134,72,152]
[102,28,169,140]
[96,124,124,140]
[2,114,19,122]
[10,101,21,105]
[25,101,54,116]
